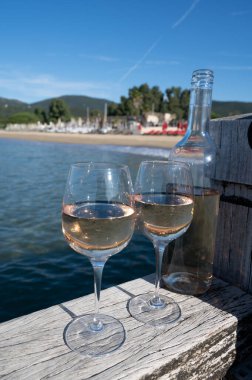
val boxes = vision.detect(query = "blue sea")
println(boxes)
[0,138,170,322]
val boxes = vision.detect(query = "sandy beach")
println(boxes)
[0,130,182,148]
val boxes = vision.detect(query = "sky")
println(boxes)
[0,0,252,104]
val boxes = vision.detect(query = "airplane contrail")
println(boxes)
[118,36,162,83]
[118,0,200,83]
[172,0,200,29]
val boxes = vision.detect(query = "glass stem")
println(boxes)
[90,260,105,331]
[151,241,166,307]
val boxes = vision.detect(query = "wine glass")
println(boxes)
[62,162,135,356]
[128,160,194,326]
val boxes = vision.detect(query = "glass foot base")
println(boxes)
[128,293,181,326]
[64,314,125,357]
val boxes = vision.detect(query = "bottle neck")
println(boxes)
[187,88,212,133]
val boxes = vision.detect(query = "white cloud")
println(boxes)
[215,65,252,71]
[216,51,252,58]
[145,60,180,66]
[0,69,112,102]
[231,10,252,16]
[79,54,119,62]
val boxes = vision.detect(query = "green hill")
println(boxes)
[0,97,30,118]
[0,95,252,121]
[31,95,115,117]
[212,100,252,117]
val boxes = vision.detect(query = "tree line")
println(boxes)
[108,83,190,120]
[5,99,72,125]
[2,83,219,127]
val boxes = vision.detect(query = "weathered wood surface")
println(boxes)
[209,115,252,294]
[1,275,252,380]
[209,115,252,186]
[214,184,252,293]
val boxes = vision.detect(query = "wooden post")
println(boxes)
[209,114,252,294]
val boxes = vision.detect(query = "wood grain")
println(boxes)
[209,115,252,186]
[0,275,252,380]
[209,115,252,294]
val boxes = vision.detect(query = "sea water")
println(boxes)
[0,138,169,322]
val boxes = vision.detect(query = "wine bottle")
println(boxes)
[162,69,220,295]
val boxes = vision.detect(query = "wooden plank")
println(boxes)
[213,183,252,294]
[209,115,252,186]
[0,275,252,380]
[208,115,252,293]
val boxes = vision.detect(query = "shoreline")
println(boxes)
[0,130,181,148]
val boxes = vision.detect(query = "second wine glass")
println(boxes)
[128,160,194,326]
